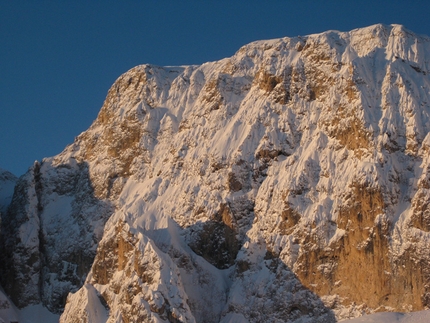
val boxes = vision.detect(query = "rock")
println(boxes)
[3,24,430,322]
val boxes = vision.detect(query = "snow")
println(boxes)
[17,304,59,323]
[220,313,249,323]
[0,289,59,323]
[341,310,430,323]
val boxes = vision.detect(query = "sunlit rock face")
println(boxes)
[3,24,430,322]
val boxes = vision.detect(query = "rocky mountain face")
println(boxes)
[0,168,16,216]
[1,24,430,322]
[1,161,113,313]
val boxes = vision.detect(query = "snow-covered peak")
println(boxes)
[2,24,430,322]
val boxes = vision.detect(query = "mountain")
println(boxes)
[2,23,430,322]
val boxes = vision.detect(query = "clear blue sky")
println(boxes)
[1,0,430,176]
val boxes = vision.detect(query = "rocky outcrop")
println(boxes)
[0,167,17,284]
[3,24,430,322]
[0,168,16,216]
[0,161,113,312]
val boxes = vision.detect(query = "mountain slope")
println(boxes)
[2,24,430,322]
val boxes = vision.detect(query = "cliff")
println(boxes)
[2,24,430,322]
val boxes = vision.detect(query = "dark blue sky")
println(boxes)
[2,1,430,176]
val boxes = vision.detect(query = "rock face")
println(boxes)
[0,168,17,215]
[0,161,113,312]
[2,24,430,322]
